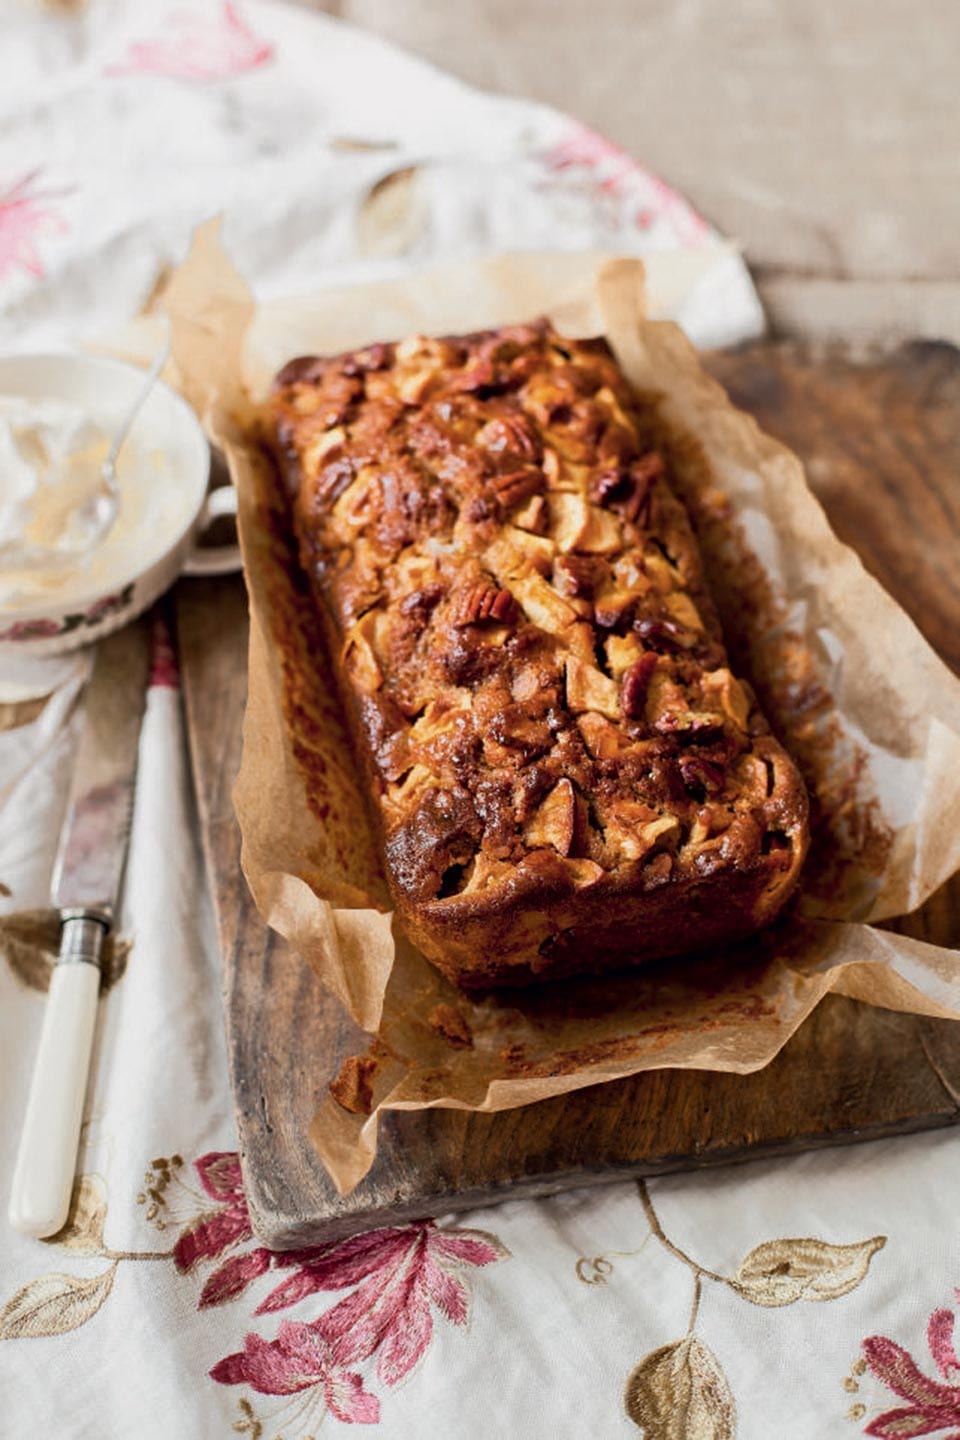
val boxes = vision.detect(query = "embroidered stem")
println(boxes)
[574,1236,652,1285]
[687,1270,702,1333]
[637,1180,727,1286]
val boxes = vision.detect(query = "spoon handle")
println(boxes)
[102,337,172,480]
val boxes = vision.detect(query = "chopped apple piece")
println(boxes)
[511,664,556,702]
[565,656,621,719]
[603,802,680,861]
[548,492,588,550]
[503,525,555,574]
[303,424,346,469]
[409,695,470,745]
[395,334,430,363]
[341,611,383,691]
[548,494,621,554]
[701,667,751,731]
[577,712,623,759]
[593,587,635,629]
[512,494,548,533]
[397,369,435,404]
[577,505,622,554]
[459,853,515,895]
[511,570,579,635]
[612,553,653,594]
[483,534,527,584]
[643,546,679,593]
[331,467,378,531]
[733,752,770,800]
[291,388,322,416]
[644,667,686,725]
[563,620,596,662]
[565,858,604,889]
[640,815,681,847]
[593,385,638,438]
[391,549,440,593]
[524,778,578,856]
[605,633,643,678]
[383,763,435,818]
[663,592,703,632]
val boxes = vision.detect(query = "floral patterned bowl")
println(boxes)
[0,352,239,658]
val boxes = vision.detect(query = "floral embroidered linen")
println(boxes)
[1,5,958,1438]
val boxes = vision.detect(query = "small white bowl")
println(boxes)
[0,352,239,658]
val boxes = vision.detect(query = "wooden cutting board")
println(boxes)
[176,338,960,1250]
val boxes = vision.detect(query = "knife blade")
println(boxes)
[51,620,150,914]
[9,621,150,1238]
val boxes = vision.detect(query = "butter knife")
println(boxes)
[9,621,150,1238]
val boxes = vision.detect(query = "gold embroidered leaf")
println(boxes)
[733,1235,886,1307]
[44,1175,108,1255]
[0,1263,117,1339]
[624,1336,735,1438]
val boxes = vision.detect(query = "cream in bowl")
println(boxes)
[0,352,238,657]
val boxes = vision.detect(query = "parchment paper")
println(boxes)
[165,221,960,1195]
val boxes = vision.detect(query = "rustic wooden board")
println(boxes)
[177,339,960,1250]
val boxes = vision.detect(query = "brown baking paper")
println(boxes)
[164,220,960,1195]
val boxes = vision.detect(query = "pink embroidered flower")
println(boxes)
[543,122,710,246]
[210,1320,380,1424]
[106,2,273,83]
[862,1303,960,1438]
[0,172,68,283]
[255,1221,509,1385]
[173,1151,272,1308]
[186,1150,508,1424]
[929,1310,960,1382]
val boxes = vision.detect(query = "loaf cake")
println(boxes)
[265,320,809,988]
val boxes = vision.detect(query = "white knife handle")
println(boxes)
[8,914,106,1238]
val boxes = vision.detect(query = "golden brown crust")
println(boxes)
[264,320,809,987]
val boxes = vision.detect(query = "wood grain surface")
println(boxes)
[176,339,960,1249]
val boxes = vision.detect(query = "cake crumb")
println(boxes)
[329,1054,378,1115]
[428,1003,474,1049]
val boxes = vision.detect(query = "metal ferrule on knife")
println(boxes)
[57,908,112,968]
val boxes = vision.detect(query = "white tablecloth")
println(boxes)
[2,5,959,1438]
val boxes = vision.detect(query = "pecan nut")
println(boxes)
[451,582,518,627]
[678,755,725,797]
[449,358,502,394]
[340,342,392,376]
[553,554,599,600]
[590,451,663,524]
[476,413,542,462]
[488,468,544,509]
[634,614,698,651]
[398,583,445,627]
[621,653,659,718]
[588,466,627,507]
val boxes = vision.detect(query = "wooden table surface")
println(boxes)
[177,338,960,1249]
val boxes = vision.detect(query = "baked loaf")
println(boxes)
[266,320,809,988]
